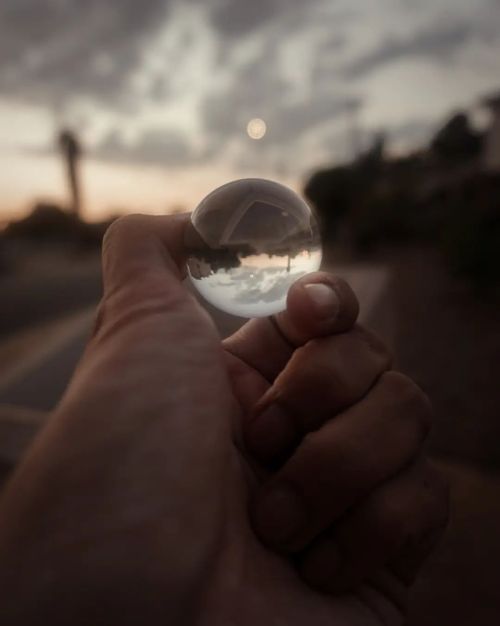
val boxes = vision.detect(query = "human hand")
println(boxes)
[0,214,448,626]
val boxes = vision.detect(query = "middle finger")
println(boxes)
[245,325,392,464]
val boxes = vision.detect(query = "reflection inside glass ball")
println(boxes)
[186,178,322,318]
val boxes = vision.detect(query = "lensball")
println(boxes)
[186,178,322,318]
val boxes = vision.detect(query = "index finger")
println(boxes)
[223,272,359,382]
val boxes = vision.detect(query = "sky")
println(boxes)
[0,0,499,223]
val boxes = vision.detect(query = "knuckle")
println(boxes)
[301,429,362,484]
[298,430,345,476]
[281,343,348,423]
[294,329,392,414]
[102,214,146,251]
[380,371,416,398]
[380,371,433,439]
[354,325,394,368]
[370,493,412,545]
[299,430,321,458]
[309,342,353,396]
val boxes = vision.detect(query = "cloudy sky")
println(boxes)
[0,0,499,221]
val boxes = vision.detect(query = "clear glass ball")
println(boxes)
[186,178,322,318]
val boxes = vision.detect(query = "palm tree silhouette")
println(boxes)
[58,129,82,219]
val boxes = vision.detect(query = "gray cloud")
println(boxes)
[207,0,315,37]
[18,124,197,168]
[343,22,478,79]
[209,0,282,36]
[201,42,291,140]
[1,0,498,173]
[200,21,361,149]
[202,67,361,154]
[387,119,436,149]
[265,93,362,144]
[0,0,173,108]
[233,269,302,306]
[93,127,195,166]
[0,0,300,110]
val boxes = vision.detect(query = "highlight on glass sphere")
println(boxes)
[186,178,322,318]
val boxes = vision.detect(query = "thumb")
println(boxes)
[92,213,218,342]
[63,213,231,468]
[0,215,236,618]
[102,212,189,303]
[44,213,232,519]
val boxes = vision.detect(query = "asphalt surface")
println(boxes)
[0,260,102,339]
[0,255,388,411]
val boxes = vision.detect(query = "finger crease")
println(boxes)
[269,315,295,350]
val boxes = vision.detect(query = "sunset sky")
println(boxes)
[0,0,499,223]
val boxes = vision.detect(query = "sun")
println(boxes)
[247,118,267,140]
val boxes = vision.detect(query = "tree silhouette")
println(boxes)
[59,130,82,218]
[431,113,483,162]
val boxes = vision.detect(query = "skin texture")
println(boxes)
[0,214,449,626]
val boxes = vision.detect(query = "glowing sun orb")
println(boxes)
[247,118,267,140]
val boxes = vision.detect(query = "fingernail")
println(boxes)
[304,283,339,319]
[247,404,296,463]
[253,483,305,546]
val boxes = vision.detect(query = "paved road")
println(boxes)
[0,262,389,412]
[0,254,102,339]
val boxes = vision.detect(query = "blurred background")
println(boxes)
[0,1,499,623]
